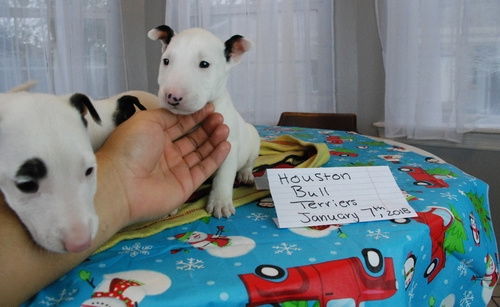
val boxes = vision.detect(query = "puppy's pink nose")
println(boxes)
[166,92,183,105]
[64,238,91,253]
[63,226,92,253]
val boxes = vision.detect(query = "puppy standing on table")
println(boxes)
[148,25,260,218]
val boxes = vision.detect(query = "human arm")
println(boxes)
[0,104,230,305]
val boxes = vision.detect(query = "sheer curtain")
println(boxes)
[165,0,335,125]
[377,0,500,142]
[0,0,126,98]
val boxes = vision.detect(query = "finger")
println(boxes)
[183,124,229,168]
[166,104,216,141]
[189,141,231,187]
[173,113,225,157]
[167,118,228,173]
[190,103,216,125]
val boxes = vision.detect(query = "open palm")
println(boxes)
[97,104,230,224]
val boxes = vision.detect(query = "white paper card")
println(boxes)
[267,166,417,228]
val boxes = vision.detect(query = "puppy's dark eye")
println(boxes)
[199,61,210,68]
[85,167,94,177]
[163,58,169,66]
[16,181,39,193]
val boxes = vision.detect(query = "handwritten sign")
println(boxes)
[267,166,417,228]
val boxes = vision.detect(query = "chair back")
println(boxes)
[277,112,357,132]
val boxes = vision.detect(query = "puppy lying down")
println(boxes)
[0,89,158,253]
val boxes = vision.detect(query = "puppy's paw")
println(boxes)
[237,168,255,185]
[206,195,235,218]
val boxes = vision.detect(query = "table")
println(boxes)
[25,125,498,307]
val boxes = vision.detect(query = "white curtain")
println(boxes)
[164,0,335,125]
[0,0,126,98]
[377,0,500,142]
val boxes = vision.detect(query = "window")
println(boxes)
[377,0,500,142]
[0,0,125,97]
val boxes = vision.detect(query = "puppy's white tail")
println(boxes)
[8,80,37,93]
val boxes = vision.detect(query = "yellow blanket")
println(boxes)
[95,135,329,253]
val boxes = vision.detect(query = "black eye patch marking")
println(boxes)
[16,158,47,180]
[15,158,46,193]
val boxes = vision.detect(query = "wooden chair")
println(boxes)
[277,112,357,132]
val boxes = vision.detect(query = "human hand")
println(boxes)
[96,103,230,226]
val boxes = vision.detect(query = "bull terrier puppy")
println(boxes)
[0,90,155,252]
[0,92,101,253]
[148,25,260,218]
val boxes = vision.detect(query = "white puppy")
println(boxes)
[148,25,260,218]
[0,90,157,253]
[0,92,101,253]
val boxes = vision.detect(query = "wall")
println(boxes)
[144,1,166,94]
[334,0,385,136]
[121,0,166,93]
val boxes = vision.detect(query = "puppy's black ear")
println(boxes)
[69,93,101,126]
[224,35,252,65]
[147,25,175,53]
[113,95,147,126]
